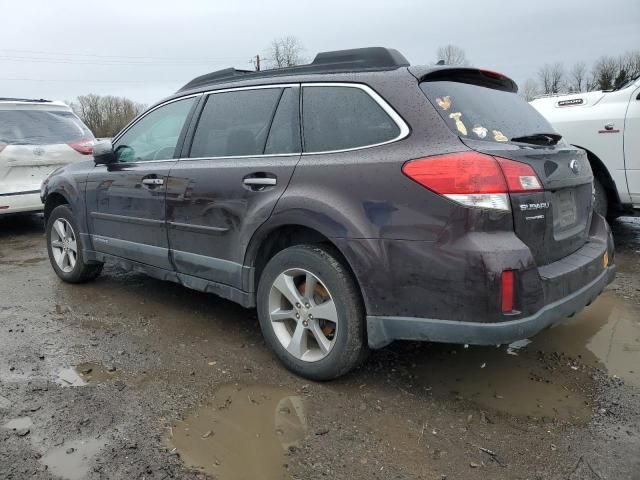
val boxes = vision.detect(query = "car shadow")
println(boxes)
[0,214,45,238]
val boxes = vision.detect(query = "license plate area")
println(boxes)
[552,189,577,230]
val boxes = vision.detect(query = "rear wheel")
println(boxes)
[46,205,103,283]
[257,245,368,380]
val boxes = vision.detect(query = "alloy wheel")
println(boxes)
[268,268,338,362]
[50,218,78,273]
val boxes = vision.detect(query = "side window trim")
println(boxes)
[179,94,207,159]
[300,82,410,155]
[261,88,285,154]
[181,83,301,161]
[112,93,202,146]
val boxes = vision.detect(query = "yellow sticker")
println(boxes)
[493,130,508,142]
[449,112,467,135]
[603,252,609,268]
[436,96,451,110]
[472,125,488,139]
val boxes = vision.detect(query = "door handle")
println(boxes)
[243,178,277,186]
[142,178,164,186]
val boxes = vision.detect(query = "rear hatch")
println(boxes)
[417,69,593,265]
[0,106,94,194]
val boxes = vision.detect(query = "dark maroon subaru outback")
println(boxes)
[41,47,615,380]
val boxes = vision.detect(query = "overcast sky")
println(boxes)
[0,0,638,105]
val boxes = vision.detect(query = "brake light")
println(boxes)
[68,138,94,155]
[480,69,506,80]
[501,270,515,313]
[402,152,542,211]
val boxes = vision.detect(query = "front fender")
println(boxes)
[42,161,92,235]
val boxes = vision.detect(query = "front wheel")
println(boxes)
[257,245,368,380]
[593,177,608,218]
[46,205,103,283]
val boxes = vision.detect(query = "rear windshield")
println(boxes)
[0,109,93,145]
[420,81,554,143]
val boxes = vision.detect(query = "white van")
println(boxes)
[0,98,94,215]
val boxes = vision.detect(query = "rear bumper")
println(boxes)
[0,191,43,214]
[367,264,615,348]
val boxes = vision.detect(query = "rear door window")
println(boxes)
[0,109,93,145]
[189,88,282,158]
[302,86,400,152]
[420,80,554,143]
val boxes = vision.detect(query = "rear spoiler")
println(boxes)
[410,66,518,93]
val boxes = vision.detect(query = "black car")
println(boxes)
[41,47,615,380]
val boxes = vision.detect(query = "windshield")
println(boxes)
[420,80,556,144]
[0,109,93,145]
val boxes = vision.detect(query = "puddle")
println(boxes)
[40,438,107,480]
[533,291,640,387]
[167,384,306,479]
[408,291,639,422]
[2,416,33,430]
[415,345,593,422]
[55,362,117,387]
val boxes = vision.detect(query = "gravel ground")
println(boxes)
[1,214,639,480]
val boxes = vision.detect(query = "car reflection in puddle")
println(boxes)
[405,290,639,423]
[166,384,307,479]
[535,290,640,387]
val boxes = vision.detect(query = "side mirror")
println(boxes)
[93,140,116,165]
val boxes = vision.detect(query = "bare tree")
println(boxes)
[614,50,640,89]
[538,62,565,94]
[436,44,469,66]
[568,61,587,93]
[265,36,306,69]
[71,94,146,138]
[590,56,618,91]
[521,78,540,101]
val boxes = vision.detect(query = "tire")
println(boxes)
[257,244,368,380]
[593,177,608,218]
[46,204,103,283]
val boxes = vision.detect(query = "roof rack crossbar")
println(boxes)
[178,47,409,92]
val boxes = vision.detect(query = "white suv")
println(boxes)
[531,77,640,218]
[0,98,94,215]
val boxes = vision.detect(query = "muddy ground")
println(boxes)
[1,215,639,480]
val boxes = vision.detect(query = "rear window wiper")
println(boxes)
[510,133,562,146]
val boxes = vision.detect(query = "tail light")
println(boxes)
[0,143,6,154]
[68,138,94,155]
[501,270,515,313]
[402,152,542,211]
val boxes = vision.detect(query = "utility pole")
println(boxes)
[253,54,261,71]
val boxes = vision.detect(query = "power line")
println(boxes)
[0,77,185,84]
[0,48,242,62]
[0,55,244,66]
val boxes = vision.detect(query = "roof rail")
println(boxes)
[0,97,52,103]
[178,47,409,92]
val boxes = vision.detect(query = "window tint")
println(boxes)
[264,88,301,154]
[302,86,400,152]
[190,89,282,158]
[420,81,554,143]
[0,109,93,145]
[114,97,195,162]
